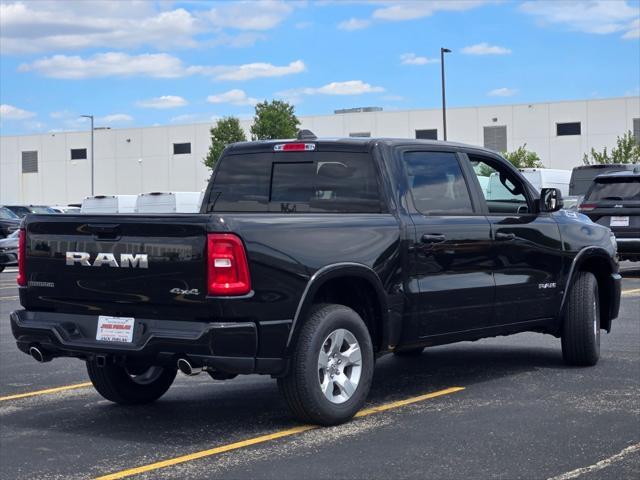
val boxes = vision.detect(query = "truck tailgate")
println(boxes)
[22,214,212,321]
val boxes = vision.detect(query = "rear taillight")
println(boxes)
[17,228,26,286]
[578,203,596,212]
[207,233,251,296]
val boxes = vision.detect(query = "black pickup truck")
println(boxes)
[10,134,621,425]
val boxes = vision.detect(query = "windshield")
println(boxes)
[30,206,57,214]
[0,206,19,219]
[585,178,640,201]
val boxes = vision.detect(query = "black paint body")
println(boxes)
[10,139,622,375]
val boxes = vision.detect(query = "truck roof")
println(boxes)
[224,137,497,155]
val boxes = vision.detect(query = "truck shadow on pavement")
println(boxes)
[3,343,570,448]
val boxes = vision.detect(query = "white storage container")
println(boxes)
[80,195,138,214]
[135,191,202,213]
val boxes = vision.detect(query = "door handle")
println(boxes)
[421,233,446,244]
[495,232,516,241]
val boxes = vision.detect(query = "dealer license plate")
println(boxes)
[96,316,135,343]
[610,216,629,227]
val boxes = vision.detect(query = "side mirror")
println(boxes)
[540,188,564,213]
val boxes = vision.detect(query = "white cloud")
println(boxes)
[338,18,371,31]
[400,53,439,65]
[203,60,306,81]
[520,1,639,39]
[372,1,493,21]
[0,104,36,120]
[136,95,188,109]
[279,80,385,101]
[0,1,202,54]
[99,114,133,124]
[19,53,187,79]
[488,87,518,97]
[207,89,258,106]
[19,53,306,81]
[203,0,294,31]
[461,42,512,55]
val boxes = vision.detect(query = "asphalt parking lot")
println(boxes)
[0,265,638,480]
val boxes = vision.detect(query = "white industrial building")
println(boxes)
[1,96,639,205]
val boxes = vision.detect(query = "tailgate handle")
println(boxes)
[86,224,121,239]
[421,233,446,244]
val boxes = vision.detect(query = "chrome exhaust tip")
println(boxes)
[177,358,202,376]
[29,346,51,363]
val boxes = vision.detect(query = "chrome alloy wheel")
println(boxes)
[318,328,362,404]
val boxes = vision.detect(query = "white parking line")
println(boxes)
[546,442,640,480]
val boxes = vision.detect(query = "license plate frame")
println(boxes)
[610,216,629,227]
[96,316,135,343]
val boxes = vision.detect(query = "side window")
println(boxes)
[402,151,474,215]
[467,154,530,214]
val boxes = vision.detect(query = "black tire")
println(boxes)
[278,303,374,426]
[0,265,5,273]
[86,361,177,405]
[393,346,424,357]
[561,271,600,366]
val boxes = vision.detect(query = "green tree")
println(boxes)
[582,131,640,165]
[204,117,247,169]
[250,100,300,140]
[502,144,544,169]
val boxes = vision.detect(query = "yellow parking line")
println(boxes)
[95,386,465,480]
[0,382,92,402]
[622,288,640,296]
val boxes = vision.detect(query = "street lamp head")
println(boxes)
[441,48,452,53]
[80,114,93,119]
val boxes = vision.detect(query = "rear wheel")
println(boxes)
[561,271,600,366]
[278,303,374,425]
[86,361,177,405]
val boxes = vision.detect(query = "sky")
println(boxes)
[0,0,639,136]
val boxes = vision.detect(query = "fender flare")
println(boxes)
[286,262,390,349]
[559,246,618,326]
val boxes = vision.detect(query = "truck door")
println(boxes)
[399,149,495,340]
[462,153,564,325]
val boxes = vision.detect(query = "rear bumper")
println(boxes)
[615,237,640,257]
[10,309,286,375]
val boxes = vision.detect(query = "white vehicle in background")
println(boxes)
[80,195,137,214]
[135,191,203,213]
[49,205,82,214]
[519,168,571,197]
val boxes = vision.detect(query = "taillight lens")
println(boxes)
[273,143,315,152]
[207,233,251,296]
[17,228,26,286]
[579,203,596,212]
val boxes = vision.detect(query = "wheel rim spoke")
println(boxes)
[317,327,362,404]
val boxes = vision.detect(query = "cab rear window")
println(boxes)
[585,178,640,201]
[207,152,382,213]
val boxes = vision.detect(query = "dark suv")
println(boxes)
[580,168,640,261]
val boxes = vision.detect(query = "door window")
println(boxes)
[467,154,530,214]
[402,151,473,215]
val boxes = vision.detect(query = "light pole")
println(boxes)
[440,47,451,141]
[80,115,94,196]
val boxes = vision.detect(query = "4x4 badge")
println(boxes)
[170,288,200,296]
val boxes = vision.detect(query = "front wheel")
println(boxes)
[561,271,600,366]
[278,303,374,426]
[86,361,177,405]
